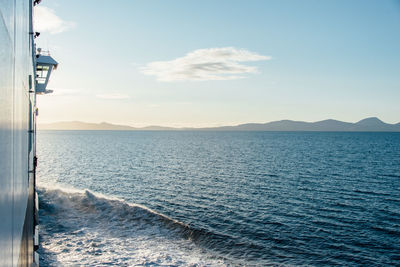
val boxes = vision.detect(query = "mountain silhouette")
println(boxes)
[39,118,400,132]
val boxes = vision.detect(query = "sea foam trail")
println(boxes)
[37,186,229,266]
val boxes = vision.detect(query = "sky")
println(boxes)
[34,0,400,127]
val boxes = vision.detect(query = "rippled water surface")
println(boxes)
[37,131,400,266]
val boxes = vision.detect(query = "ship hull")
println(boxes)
[0,0,37,266]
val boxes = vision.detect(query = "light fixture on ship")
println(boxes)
[35,48,58,94]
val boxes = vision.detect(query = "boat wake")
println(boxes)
[37,186,228,266]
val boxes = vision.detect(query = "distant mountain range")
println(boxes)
[38,121,175,131]
[38,117,400,132]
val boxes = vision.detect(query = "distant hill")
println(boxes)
[39,121,137,130]
[38,117,400,131]
[39,121,176,131]
[204,117,400,132]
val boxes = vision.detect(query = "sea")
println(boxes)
[36,131,400,266]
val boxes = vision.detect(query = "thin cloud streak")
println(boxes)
[96,94,130,100]
[34,6,75,34]
[140,47,271,82]
[51,88,82,96]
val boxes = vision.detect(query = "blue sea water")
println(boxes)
[37,131,400,266]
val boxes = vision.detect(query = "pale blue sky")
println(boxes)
[36,0,400,127]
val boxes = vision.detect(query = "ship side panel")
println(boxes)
[13,0,32,266]
[0,2,17,266]
[0,0,34,266]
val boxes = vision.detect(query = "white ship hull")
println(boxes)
[0,1,39,266]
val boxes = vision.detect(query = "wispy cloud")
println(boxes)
[96,94,130,100]
[34,6,75,34]
[147,104,161,108]
[51,88,82,96]
[140,47,271,82]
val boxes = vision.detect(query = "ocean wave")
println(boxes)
[37,186,229,266]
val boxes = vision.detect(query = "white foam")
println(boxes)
[38,185,228,266]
